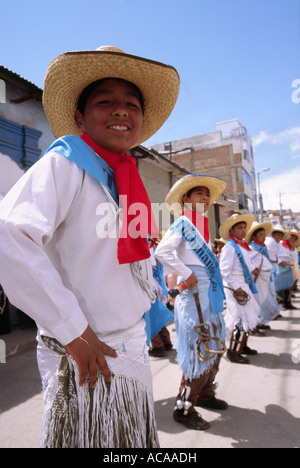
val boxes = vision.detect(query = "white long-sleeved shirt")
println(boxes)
[0,150,152,346]
[278,242,298,265]
[265,236,280,262]
[220,242,256,291]
[155,226,211,280]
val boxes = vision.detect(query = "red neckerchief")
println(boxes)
[229,235,252,252]
[253,240,267,247]
[182,210,210,243]
[81,133,158,264]
[282,240,293,251]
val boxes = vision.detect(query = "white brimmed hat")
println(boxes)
[43,45,180,146]
[166,174,227,217]
[245,221,272,244]
[271,224,290,240]
[219,213,255,241]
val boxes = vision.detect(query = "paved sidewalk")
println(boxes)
[0,293,300,448]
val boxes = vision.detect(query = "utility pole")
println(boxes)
[278,192,284,225]
[257,168,270,222]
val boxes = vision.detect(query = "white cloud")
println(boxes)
[260,166,300,213]
[253,126,300,154]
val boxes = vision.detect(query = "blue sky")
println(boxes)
[1,0,299,211]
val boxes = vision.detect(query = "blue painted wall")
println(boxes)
[0,116,42,169]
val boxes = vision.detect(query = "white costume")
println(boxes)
[250,243,279,324]
[265,236,280,263]
[0,150,158,448]
[220,242,259,332]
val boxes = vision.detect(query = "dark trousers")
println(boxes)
[151,326,172,348]
[176,356,221,414]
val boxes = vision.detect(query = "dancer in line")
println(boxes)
[219,213,260,364]
[245,221,276,329]
[156,174,228,431]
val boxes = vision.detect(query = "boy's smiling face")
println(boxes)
[182,186,211,214]
[75,78,144,155]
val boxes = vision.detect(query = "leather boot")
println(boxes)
[173,376,210,430]
[227,330,250,364]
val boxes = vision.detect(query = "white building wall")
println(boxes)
[0,152,25,197]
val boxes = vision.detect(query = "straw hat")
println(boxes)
[214,238,227,245]
[271,224,290,240]
[43,45,180,146]
[219,213,255,241]
[287,229,300,247]
[166,174,227,217]
[245,221,272,245]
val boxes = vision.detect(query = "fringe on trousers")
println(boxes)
[38,336,159,448]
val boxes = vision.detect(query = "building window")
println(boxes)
[0,116,42,169]
[243,149,250,162]
[238,193,246,210]
[242,168,251,187]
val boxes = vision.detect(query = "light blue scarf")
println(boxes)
[45,135,119,203]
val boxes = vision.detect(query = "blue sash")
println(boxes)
[152,261,169,297]
[227,239,258,294]
[45,135,119,204]
[170,216,225,314]
[144,260,172,344]
[250,241,271,261]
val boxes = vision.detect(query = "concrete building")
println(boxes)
[151,119,258,231]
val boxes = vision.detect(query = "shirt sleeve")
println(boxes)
[155,228,193,281]
[265,237,278,262]
[277,244,290,264]
[0,152,89,345]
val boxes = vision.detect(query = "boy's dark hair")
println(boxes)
[184,186,210,199]
[252,228,264,238]
[230,221,246,231]
[272,230,283,236]
[77,78,144,115]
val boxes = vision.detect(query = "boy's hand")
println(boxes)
[252,268,259,283]
[65,325,118,388]
[185,272,198,289]
[235,287,246,297]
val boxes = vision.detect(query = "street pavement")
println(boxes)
[1,293,300,449]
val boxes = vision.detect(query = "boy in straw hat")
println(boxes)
[219,213,260,364]
[155,174,228,431]
[245,221,280,329]
[0,46,180,448]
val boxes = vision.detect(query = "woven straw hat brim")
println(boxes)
[287,229,300,247]
[219,213,255,241]
[215,238,227,244]
[42,48,180,146]
[166,174,227,217]
[245,221,272,244]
